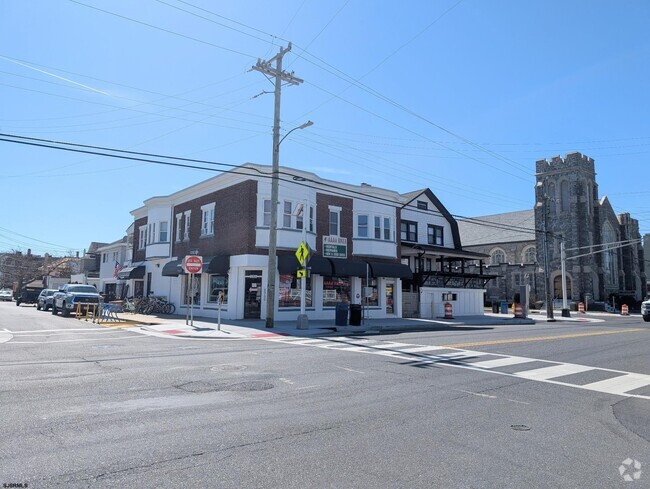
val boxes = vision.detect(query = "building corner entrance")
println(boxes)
[244,271,263,319]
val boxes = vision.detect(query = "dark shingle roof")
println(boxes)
[457,209,535,246]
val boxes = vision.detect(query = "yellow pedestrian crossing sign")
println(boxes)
[295,241,310,266]
[297,268,306,278]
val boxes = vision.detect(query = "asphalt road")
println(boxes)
[1,302,648,488]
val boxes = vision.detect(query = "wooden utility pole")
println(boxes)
[251,43,303,328]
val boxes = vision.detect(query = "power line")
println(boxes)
[0,132,545,239]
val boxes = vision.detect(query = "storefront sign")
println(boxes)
[323,236,347,258]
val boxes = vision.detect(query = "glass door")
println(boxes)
[244,271,263,319]
[385,279,395,315]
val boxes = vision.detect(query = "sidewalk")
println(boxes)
[107,311,541,340]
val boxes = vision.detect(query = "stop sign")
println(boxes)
[184,255,203,274]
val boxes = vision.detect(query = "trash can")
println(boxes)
[335,303,349,326]
[349,304,362,326]
[492,302,499,313]
[500,301,508,314]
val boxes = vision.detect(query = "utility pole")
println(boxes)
[252,43,303,328]
[560,240,570,317]
[537,180,555,321]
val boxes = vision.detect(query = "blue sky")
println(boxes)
[1,0,649,256]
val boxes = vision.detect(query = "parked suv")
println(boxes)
[36,289,58,311]
[52,284,102,317]
[641,299,650,322]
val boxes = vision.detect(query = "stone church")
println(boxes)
[458,152,645,307]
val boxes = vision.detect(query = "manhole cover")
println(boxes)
[226,381,273,392]
[511,424,531,431]
[211,364,248,371]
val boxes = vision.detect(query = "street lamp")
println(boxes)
[265,120,314,328]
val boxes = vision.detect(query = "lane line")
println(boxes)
[442,328,645,348]
[7,335,146,344]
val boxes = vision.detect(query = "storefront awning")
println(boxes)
[204,255,230,274]
[162,256,230,277]
[278,254,333,276]
[367,261,413,279]
[117,265,146,280]
[329,258,369,277]
[162,259,183,277]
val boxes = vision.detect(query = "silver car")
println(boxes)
[37,289,58,311]
[0,289,12,301]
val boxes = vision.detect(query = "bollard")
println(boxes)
[444,302,454,319]
[621,304,629,316]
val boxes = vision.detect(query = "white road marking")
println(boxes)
[581,373,650,395]
[399,345,447,353]
[334,365,365,374]
[455,389,497,399]
[7,335,145,344]
[471,356,536,369]
[266,335,650,400]
[515,364,593,381]
[286,338,330,345]
[8,328,107,333]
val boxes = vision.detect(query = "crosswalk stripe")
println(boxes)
[286,338,330,345]
[399,345,448,353]
[470,356,535,369]
[515,364,593,381]
[581,373,650,395]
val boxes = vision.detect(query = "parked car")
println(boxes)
[641,299,650,322]
[16,286,43,306]
[36,289,58,311]
[52,284,102,317]
[0,289,12,301]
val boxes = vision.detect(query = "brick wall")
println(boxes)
[316,193,353,255]
[172,180,260,257]
[132,216,147,263]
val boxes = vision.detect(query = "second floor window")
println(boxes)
[283,201,293,228]
[263,199,271,227]
[184,212,191,241]
[329,208,340,236]
[309,206,314,232]
[159,221,168,242]
[358,215,368,237]
[147,222,156,245]
[175,214,182,242]
[138,227,146,250]
[201,205,215,236]
[400,221,417,242]
[428,225,444,246]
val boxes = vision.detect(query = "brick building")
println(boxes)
[119,164,490,320]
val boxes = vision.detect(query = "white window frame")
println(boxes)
[357,214,369,238]
[175,213,182,242]
[183,211,191,241]
[329,206,341,236]
[159,221,169,243]
[262,199,271,227]
[309,205,315,233]
[201,203,215,236]
[138,226,147,250]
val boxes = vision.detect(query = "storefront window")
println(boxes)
[183,275,201,305]
[361,277,378,306]
[208,275,228,304]
[279,274,312,308]
[322,276,351,307]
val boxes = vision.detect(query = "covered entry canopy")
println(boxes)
[162,256,230,277]
[117,265,145,280]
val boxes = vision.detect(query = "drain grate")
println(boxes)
[511,424,531,431]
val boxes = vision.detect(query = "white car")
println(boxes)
[0,290,13,301]
[641,299,650,322]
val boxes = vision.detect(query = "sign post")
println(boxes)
[295,240,310,329]
[183,255,203,329]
